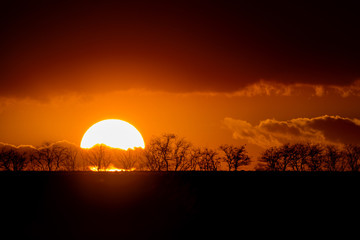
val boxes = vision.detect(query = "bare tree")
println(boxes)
[0,147,15,171]
[219,144,250,171]
[343,144,360,172]
[144,150,163,171]
[259,143,305,171]
[278,143,294,171]
[288,143,308,172]
[83,144,112,171]
[173,138,192,171]
[259,143,354,172]
[34,142,69,171]
[36,142,57,171]
[306,143,324,171]
[23,142,79,171]
[52,144,68,170]
[144,134,194,171]
[62,143,80,171]
[323,145,345,172]
[183,147,202,171]
[114,148,144,170]
[197,148,220,171]
[0,145,28,171]
[144,142,167,171]
[259,146,282,171]
[144,134,175,171]
[12,150,27,171]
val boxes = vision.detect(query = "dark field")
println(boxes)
[1,171,359,239]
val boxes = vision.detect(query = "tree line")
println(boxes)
[257,142,360,172]
[0,134,250,171]
[1,134,360,172]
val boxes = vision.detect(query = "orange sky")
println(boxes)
[1,83,360,160]
[1,1,360,160]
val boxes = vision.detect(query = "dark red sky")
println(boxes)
[1,1,360,97]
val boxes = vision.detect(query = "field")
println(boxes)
[1,171,359,239]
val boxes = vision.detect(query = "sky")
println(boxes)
[1,1,360,159]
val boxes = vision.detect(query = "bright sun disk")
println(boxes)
[80,119,145,150]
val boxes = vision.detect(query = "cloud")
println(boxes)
[1,74,360,100]
[225,80,360,98]
[224,115,360,148]
[0,141,81,161]
[227,81,294,97]
[181,80,360,98]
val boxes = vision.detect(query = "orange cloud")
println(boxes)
[226,80,360,98]
[224,115,360,148]
[179,80,360,98]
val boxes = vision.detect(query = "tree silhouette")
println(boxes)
[35,143,56,171]
[306,143,324,171]
[259,146,282,171]
[343,144,360,172]
[114,148,144,170]
[323,145,345,171]
[0,145,28,171]
[197,148,220,171]
[288,143,308,171]
[144,134,194,171]
[52,144,68,170]
[3,134,360,172]
[82,144,112,171]
[183,147,202,171]
[144,134,175,171]
[62,143,80,171]
[258,143,348,172]
[173,138,192,171]
[278,143,293,171]
[34,142,70,171]
[219,144,250,171]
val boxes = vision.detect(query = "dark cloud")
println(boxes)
[308,117,360,145]
[1,1,360,97]
[224,115,360,148]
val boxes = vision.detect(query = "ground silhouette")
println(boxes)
[0,171,359,239]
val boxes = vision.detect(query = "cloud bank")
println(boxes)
[224,115,360,148]
[223,80,360,98]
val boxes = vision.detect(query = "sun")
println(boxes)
[80,119,145,150]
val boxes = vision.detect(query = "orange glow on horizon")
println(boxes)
[88,164,136,172]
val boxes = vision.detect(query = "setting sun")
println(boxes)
[80,119,145,150]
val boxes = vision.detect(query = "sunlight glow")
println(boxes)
[80,119,145,150]
[88,164,136,172]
